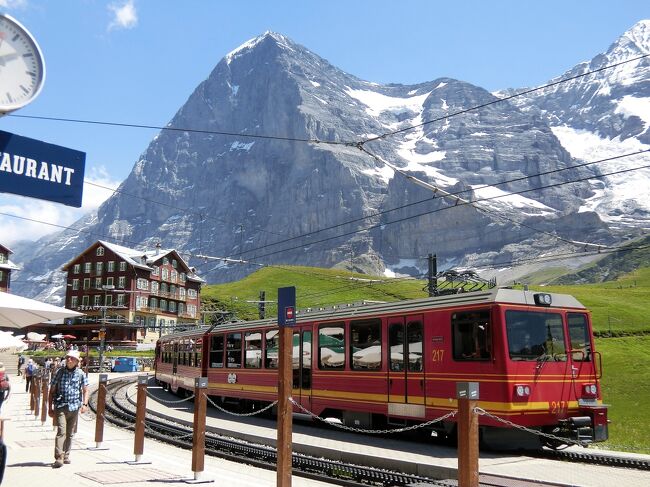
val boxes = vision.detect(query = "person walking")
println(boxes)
[47,350,89,468]
[24,359,35,392]
[16,355,24,377]
[0,363,10,412]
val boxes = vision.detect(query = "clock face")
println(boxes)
[0,14,46,113]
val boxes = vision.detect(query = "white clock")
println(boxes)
[0,13,46,114]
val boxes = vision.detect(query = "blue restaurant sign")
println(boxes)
[0,130,86,207]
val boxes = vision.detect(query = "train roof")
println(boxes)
[158,287,586,342]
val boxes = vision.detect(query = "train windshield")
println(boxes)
[506,310,567,361]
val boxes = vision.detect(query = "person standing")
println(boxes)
[47,350,89,468]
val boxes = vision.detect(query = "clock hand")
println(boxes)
[0,52,19,65]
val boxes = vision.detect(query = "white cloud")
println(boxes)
[0,1,28,9]
[108,0,138,31]
[0,166,120,245]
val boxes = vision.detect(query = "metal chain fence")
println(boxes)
[474,407,589,447]
[289,397,457,434]
[205,395,278,417]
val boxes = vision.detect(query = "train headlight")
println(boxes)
[533,293,552,306]
[583,384,597,397]
[515,384,531,398]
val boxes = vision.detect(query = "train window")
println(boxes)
[351,319,381,370]
[452,310,491,361]
[209,335,224,368]
[265,329,279,369]
[245,332,262,368]
[302,331,312,389]
[389,324,404,371]
[319,324,345,369]
[227,333,242,368]
[407,321,423,372]
[568,313,591,362]
[506,310,567,361]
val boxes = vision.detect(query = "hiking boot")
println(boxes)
[52,460,63,468]
[63,458,71,464]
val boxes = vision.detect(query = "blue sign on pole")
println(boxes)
[0,130,86,207]
[278,286,296,327]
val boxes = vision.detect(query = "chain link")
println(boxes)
[205,395,279,417]
[474,407,589,447]
[289,397,456,434]
[145,389,196,404]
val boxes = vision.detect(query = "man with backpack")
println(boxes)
[48,350,89,468]
[24,359,35,392]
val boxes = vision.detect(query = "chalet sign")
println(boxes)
[0,130,85,207]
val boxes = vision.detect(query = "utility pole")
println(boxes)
[427,253,438,297]
[258,290,266,320]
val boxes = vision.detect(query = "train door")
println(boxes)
[292,329,312,412]
[388,316,425,418]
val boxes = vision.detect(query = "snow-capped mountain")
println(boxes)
[10,23,650,301]
[498,20,650,229]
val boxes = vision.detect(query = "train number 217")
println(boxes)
[431,349,444,362]
[550,401,568,414]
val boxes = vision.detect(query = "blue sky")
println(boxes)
[0,0,648,244]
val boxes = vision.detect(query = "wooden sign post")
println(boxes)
[457,382,479,487]
[277,286,296,487]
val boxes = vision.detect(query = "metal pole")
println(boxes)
[133,375,148,462]
[99,305,106,373]
[191,377,210,482]
[94,374,108,448]
[457,382,479,487]
[276,326,293,487]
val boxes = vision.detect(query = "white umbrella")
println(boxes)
[51,333,64,339]
[0,330,27,351]
[26,331,47,342]
[0,291,83,328]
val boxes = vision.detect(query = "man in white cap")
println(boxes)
[48,349,89,468]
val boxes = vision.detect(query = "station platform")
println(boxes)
[0,372,331,486]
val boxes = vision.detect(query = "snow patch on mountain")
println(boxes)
[614,95,650,128]
[344,87,431,118]
[471,185,557,216]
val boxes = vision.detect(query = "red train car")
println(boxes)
[154,288,608,449]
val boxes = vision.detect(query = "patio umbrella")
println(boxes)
[0,330,27,351]
[51,333,64,339]
[0,291,83,329]
[62,334,76,339]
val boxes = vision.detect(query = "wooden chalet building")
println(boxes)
[62,240,204,344]
[0,244,20,292]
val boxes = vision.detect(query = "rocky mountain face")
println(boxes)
[11,24,650,302]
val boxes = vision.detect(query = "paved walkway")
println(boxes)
[0,372,332,486]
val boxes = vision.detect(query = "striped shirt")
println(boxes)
[51,366,88,411]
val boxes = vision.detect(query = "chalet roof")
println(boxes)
[0,244,13,254]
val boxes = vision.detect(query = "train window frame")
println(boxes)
[350,318,382,371]
[209,334,224,368]
[506,309,567,361]
[451,309,492,361]
[226,332,242,368]
[264,329,279,369]
[567,313,592,362]
[318,322,345,370]
[407,320,424,372]
[245,331,262,369]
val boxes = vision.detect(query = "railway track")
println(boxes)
[89,377,650,487]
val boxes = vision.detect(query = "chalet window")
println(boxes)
[118,276,126,288]
[117,294,125,306]
[0,270,3,281]
[452,310,491,361]
[180,273,186,282]
[105,294,113,306]
[162,268,169,281]
[178,303,185,315]
[72,279,79,290]
[106,277,114,287]
[107,261,115,272]
[187,305,196,317]
[70,296,78,308]
[137,278,148,290]
[226,333,242,368]
[172,259,178,268]
[94,277,102,289]
[82,295,89,306]
[163,257,169,265]
[179,288,186,299]
[84,262,91,273]
[171,270,177,282]
[93,295,101,306]
[149,297,158,309]
[73,264,81,274]
[187,289,197,298]
[152,266,159,276]
[319,323,345,370]
[0,254,5,264]
[350,319,381,371]
[83,278,90,290]
[209,335,224,368]
[96,262,103,275]
[96,246,104,256]
[151,281,159,293]
[119,261,127,271]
